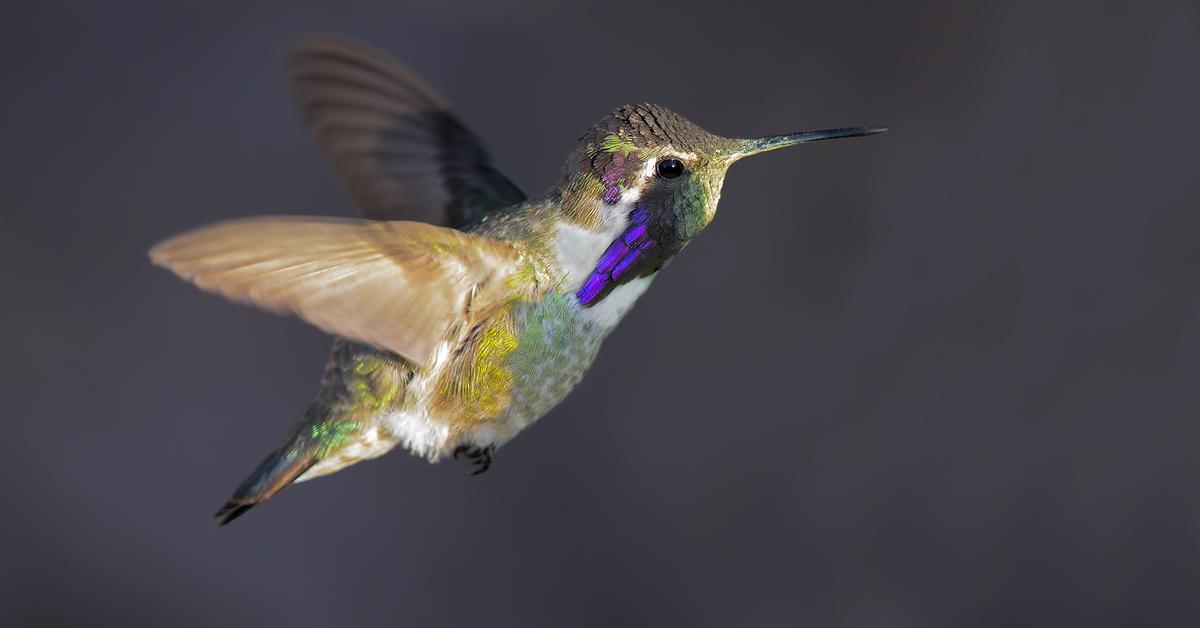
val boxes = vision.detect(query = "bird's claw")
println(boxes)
[453,445,494,475]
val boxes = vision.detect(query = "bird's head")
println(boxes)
[558,102,884,233]
[555,104,885,305]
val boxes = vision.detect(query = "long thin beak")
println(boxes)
[729,126,887,160]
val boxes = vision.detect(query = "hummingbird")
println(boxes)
[150,36,885,525]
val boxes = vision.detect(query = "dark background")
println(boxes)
[3,1,1199,626]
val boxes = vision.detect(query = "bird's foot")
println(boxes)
[453,445,495,475]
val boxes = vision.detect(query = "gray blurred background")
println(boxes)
[3,1,1199,626]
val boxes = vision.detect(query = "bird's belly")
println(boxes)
[454,292,606,446]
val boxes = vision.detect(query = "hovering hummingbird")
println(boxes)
[150,36,885,524]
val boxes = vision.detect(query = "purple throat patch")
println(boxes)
[576,203,657,306]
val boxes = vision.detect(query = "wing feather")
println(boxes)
[150,217,524,366]
[291,36,526,227]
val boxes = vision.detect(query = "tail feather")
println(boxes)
[214,430,319,526]
[213,339,411,526]
[213,502,255,526]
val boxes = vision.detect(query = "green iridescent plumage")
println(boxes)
[213,340,412,524]
[599,134,639,155]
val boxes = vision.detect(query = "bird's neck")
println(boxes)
[483,182,657,327]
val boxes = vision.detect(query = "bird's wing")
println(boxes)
[150,217,525,367]
[291,36,527,229]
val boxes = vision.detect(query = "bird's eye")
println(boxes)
[656,158,684,179]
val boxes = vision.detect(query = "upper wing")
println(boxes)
[291,36,526,228]
[150,217,524,367]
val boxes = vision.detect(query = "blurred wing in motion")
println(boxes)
[291,36,527,228]
[149,217,523,367]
